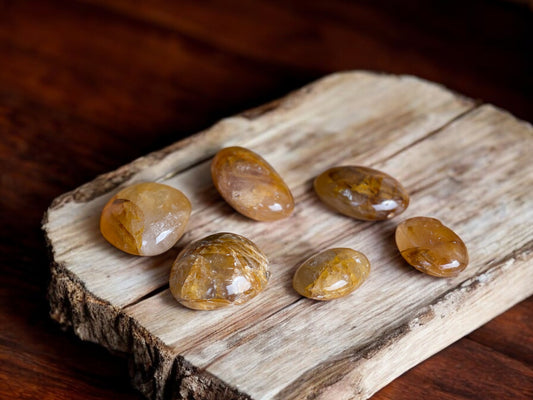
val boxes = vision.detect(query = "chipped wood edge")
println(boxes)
[45,254,252,400]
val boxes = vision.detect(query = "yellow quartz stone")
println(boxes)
[169,232,269,310]
[100,182,191,256]
[211,146,294,221]
[292,248,370,300]
[395,217,469,277]
[314,166,409,221]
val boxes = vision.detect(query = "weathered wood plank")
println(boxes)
[44,71,533,400]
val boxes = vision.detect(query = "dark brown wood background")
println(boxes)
[1,0,532,399]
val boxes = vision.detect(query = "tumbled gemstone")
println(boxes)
[169,232,269,310]
[395,217,469,277]
[211,146,294,221]
[292,248,370,300]
[314,166,409,221]
[100,182,191,256]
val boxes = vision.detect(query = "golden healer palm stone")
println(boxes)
[314,166,409,221]
[395,217,469,277]
[169,232,269,310]
[100,182,191,256]
[293,248,370,300]
[211,146,294,221]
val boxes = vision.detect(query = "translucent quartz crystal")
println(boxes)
[314,166,409,221]
[169,232,269,310]
[211,146,294,221]
[395,217,469,277]
[292,248,370,300]
[100,182,191,256]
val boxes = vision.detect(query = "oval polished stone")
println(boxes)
[395,217,469,277]
[314,166,409,221]
[211,146,294,221]
[100,182,191,256]
[293,248,370,300]
[169,232,269,310]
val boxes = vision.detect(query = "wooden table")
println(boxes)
[1,1,531,399]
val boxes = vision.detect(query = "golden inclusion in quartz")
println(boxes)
[211,146,294,221]
[293,248,370,300]
[395,217,469,278]
[100,182,191,256]
[169,232,269,310]
[314,166,409,221]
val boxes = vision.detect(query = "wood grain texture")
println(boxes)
[44,71,533,399]
[1,1,532,400]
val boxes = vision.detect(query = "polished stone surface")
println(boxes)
[211,146,294,221]
[100,182,191,256]
[314,166,409,221]
[169,232,269,310]
[293,248,370,300]
[396,217,469,277]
